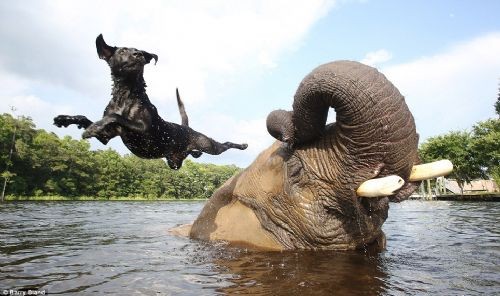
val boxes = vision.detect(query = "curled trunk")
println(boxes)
[258,61,420,248]
[267,60,418,182]
[191,61,421,250]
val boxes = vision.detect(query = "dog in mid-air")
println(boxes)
[54,34,247,169]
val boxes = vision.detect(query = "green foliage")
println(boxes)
[0,113,241,199]
[419,131,483,188]
[419,118,500,188]
[496,84,500,116]
[471,119,500,171]
[471,119,500,188]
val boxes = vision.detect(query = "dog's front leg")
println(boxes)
[54,115,112,145]
[82,113,148,142]
[54,115,93,129]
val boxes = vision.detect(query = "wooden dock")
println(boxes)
[409,177,500,201]
[434,193,500,202]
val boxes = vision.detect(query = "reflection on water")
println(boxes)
[0,201,498,295]
[210,249,387,295]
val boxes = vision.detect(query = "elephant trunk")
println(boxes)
[258,60,420,249]
[267,60,419,184]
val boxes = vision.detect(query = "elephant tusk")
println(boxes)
[409,160,453,181]
[356,160,453,198]
[356,175,405,198]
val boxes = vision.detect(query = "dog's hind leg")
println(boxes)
[176,88,189,126]
[54,115,93,129]
[190,131,248,155]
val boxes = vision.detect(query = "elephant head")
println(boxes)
[188,61,445,250]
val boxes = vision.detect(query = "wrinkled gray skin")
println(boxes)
[190,60,420,250]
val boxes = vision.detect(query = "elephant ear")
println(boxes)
[96,34,117,61]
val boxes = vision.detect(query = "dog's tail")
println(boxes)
[176,88,189,126]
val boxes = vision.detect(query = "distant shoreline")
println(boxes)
[410,193,500,202]
[434,193,500,202]
[5,194,500,202]
[3,196,208,202]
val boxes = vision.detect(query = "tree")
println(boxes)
[496,83,500,116]
[1,113,36,197]
[471,119,500,187]
[419,131,486,191]
[1,118,16,201]
[495,84,500,118]
[94,150,136,198]
[419,116,500,190]
[471,119,500,171]
[57,136,97,196]
[0,113,242,199]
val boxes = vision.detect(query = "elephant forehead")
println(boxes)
[234,141,285,200]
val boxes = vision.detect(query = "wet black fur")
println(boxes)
[54,34,247,169]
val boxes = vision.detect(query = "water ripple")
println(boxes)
[0,200,498,295]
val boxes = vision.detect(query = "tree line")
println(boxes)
[0,113,240,199]
[419,92,500,190]
[2,90,499,199]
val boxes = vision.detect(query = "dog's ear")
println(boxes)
[142,51,158,65]
[96,34,117,61]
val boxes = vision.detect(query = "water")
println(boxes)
[0,200,498,295]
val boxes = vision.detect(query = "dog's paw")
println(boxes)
[190,150,203,158]
[240,143,248,150]
[74,115,89,129]
[53,115,71,128]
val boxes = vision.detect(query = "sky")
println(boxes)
[1,0,499,168]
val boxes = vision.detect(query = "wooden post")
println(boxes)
[426,179,432,200]
[419,182,425,200]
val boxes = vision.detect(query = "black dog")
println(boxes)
[54,34,247,169]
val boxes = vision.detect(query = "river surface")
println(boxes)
[0,200,498,295]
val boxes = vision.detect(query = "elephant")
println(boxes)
[179,60,450,251]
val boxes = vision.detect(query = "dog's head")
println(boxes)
[96,34,158,77]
